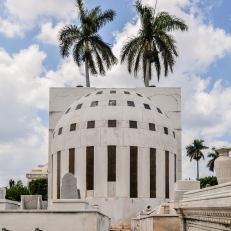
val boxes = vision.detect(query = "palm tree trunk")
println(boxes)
[197,160,199,179]
[85,57,90,87]
[145,60,150,87]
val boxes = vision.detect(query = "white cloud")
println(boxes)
[36,22,65,45]
[0,18,26,38]
[5,0,77,21]
[0,45,85,185]
[0,0,77,37]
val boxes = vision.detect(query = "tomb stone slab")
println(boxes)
[61,173,80,199]
[20,195,42,210]
[0,188,6,199]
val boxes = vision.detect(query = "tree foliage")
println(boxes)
[207,147,219,172]
[186,139,209,179]
[198,176,218,189]
[120,0,188,86]
[58,0,117,87]
[5,180,30,202]
[29,178,48,201]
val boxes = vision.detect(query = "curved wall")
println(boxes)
[49,88,181,228]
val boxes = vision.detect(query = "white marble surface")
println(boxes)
[0,199,19,210]
[48,87,182,228]
[0,210,110,231]
[175,181,231,231]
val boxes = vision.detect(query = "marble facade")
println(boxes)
[48,87,182,228]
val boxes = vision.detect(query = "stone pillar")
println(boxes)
[214,147,231,184]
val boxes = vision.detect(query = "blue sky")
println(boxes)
[0,0,231,186]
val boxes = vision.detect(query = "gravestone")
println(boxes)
[20,195,42,210]
[61,173,80,199]
[0,187,6,199]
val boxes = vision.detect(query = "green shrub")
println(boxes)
[198,176,218,189]
[28,178,48,201]
[5,180,30,202]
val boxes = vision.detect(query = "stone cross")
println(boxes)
[61,173,80,199]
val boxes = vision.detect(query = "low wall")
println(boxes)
[132,215,180,231]
[153,216,180,231]
[0,199,19,210]
[175,181,231,231]
[0,210,110,231]
[86,197,169,229]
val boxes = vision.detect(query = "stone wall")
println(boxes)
[0,210,110,231]
[175,182,231,231]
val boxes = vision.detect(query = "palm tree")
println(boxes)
[186,139,209,179]
[121,0,188,87]
[207,147,219,172]
[58,0,117,87]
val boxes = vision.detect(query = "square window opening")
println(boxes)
[164,127,168,135]
[124,91,130,94]
[157,107,162,114]
[58,127,62,135]
[108,120,116,127]
[76,103,83,110]
[91,101,98,107]
[110,90,116,94]
[87,121,95,129]
[149,123,156,131]
[129,121,137,129]
[109,100,116,106]
[144,103,151,110]
[70,123,76,131]
[127,101,135,107]
[65,108,71,114]
[97,91,103,95]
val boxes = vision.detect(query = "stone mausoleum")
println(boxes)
[48,87,181,228]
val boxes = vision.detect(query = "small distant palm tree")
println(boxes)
[207,147,219,172]
[58,0,117,87]
[120,0,188,87]
[186,139,209,179]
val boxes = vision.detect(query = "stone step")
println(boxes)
[110,229,131,231]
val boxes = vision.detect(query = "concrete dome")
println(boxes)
[52,88,177,153]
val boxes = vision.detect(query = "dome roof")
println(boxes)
[52,88,177,154]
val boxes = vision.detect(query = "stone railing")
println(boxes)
[175,181,231,231]
[26,174,48,179]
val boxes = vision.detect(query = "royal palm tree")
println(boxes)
[186,139,209,179]
[58,0,117,87]
[207,147,219,172]
[121,0,188,87]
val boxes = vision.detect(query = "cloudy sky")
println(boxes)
[0,0,231,186]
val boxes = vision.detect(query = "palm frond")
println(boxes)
[95,9,116,30]
[121,36,145,74]
[58,25,82,57]
[155,12,188,32]
[72,39,85,66]
[90,35,117,68]
[76,0,87,22]
[88,54,98,76]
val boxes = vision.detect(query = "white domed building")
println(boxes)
[48,87,181,228]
